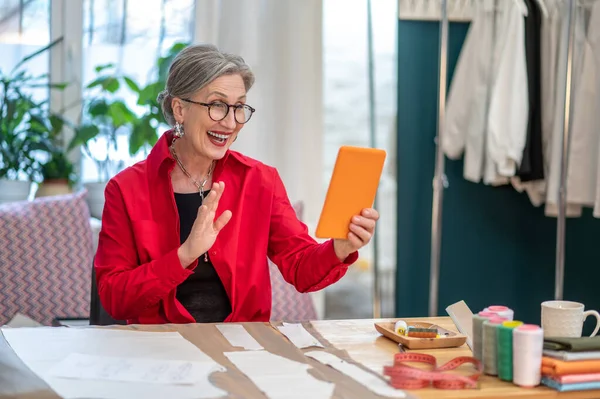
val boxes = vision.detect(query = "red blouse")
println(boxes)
[94,132,357,324]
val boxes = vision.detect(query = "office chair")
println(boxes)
[89,262,126,326]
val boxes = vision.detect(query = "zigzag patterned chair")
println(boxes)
[90,201,318,324]
[268,201,318,322]
[0,191,94,326]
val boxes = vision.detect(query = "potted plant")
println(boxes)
[127,42,189,156]
[0,39,67,204]
[68,64,136,218]
[35,150,77,198]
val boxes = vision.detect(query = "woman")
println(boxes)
[95,44,380,324]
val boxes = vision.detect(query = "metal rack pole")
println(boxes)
[555,0,577,300]
[429,0,449,317]
[366,0,381,319]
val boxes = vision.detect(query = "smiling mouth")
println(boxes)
[208,130,230,143]
[207,130,231,146]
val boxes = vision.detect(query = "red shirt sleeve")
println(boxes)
[94,179,194,321]
[266,168,358,293]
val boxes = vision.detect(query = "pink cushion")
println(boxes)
[269,201,318,322]
[0,191,94,325]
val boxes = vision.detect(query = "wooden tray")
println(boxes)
[374,321,467,350]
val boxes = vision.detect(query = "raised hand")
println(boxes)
[178,181,232,267]
[332,208,379,262]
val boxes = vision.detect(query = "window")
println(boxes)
[80,0,194,182]
[0,0,51,183]
[322,0,397,317]
[0,0,51,103]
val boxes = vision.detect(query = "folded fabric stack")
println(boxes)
[541,336,600,392]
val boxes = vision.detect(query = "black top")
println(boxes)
[517,0,544,182]
[174,191,231,323]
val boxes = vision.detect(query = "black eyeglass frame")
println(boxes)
[180,98,256,124]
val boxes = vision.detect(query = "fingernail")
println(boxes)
[353,216,360,223]
[363,209,370,216]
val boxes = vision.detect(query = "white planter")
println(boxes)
[84,181,108,219]
[0,179,31,204]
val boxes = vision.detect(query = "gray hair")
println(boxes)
[157,44,255,126]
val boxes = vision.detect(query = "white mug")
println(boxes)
[541,300,600,338]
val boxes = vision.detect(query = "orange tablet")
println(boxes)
[315,146,386,239]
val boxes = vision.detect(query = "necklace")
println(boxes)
[170,140,215,203]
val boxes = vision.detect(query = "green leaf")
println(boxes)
[26,138,54,153]
[68,124,100,150]
[104,77,120,93]
[49,114,65,136]
[129,115,159,156]
[88,100,110,117]
[86,76,120,93]
[157,42,188,82]
[137,82,162,106]
[95,63,115,73]
[28,115,49,134]
[108,101,136,127]
[123,77,140,93]
[11,37,63,74]
[86,76,109,89]
[129,122,147,156]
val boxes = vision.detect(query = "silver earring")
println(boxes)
[174,122,184,138]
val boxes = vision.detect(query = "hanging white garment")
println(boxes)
[442,0,492,183]
[443,0,528,186]
[545,1,586,217]
[541,0,562,149]
[565,6,599,207]
[486,0,529,180]
[589,2,600,218]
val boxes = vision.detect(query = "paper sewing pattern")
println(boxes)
[216,324,263,350]
[276,322,324,349]
[47,353,222,385]
[1,327,227,399]
[305,351,406,398]
[225,350,334,399]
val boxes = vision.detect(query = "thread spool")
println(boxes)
[394,320,408,335]
[483,316,507,375]
[513,324,543,387]
[472,311,495,362]
[497,320,523,381]
[484,305,514,321]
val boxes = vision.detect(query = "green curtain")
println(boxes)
[395,19,600,333]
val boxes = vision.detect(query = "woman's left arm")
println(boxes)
[267,168,365,293]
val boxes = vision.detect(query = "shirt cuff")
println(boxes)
[150,248,195,286]
[325,239,359,266]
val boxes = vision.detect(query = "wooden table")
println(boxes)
[1,317,598,399]
[311,317,600,399]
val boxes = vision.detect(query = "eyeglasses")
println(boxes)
[180,98,255,124]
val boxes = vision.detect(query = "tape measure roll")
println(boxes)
[383,353,483,390]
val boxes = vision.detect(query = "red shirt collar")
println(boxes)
[147,130,253,179]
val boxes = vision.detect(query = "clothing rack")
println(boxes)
[427,0,579,316]
[366,0,382,319]
[555,0,576,300]
[428,0,449,318]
